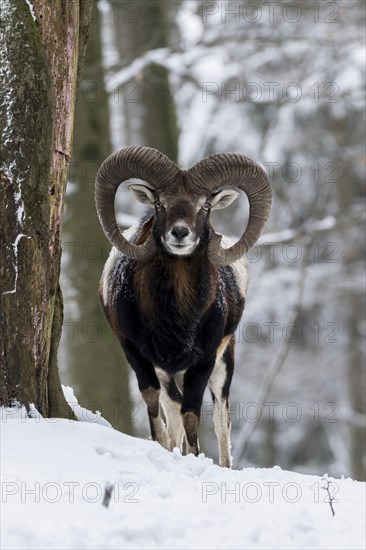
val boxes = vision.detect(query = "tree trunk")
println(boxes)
[0,0,93,417]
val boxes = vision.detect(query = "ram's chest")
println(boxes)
[107,259,217,370]
[134,256,217,316]
[133,260,196,319]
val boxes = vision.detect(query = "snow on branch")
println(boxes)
[258,212,365,246]
[105,46,217,89]
[105,48,171,89]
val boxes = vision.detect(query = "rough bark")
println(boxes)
[0,0,93,416]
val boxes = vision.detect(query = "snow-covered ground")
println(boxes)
[1,389,365,550]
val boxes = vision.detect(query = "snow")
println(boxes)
[63,385,112,428]
[0,5,16,150]
[257,216,338,245]
[1,393,365,550]
[176,1,204,48]
[106,48,170,89]
[14,188,25,225]
[2,234,31,295]
[25,0,36,22]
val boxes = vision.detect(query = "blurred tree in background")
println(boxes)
[61,6,133,433]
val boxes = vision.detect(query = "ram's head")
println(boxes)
[95,146,271,265]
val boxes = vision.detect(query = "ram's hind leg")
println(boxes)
[208,337,235,468]
[122,340,170,450]
[155,368,184,451]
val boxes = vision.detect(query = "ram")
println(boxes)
[96,146,271,467]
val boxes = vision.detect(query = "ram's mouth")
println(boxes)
[163,240,198,256]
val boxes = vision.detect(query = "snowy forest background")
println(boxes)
[60,0,365,481]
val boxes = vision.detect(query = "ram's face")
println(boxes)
[154,194,210,256]
[128,184,240,257]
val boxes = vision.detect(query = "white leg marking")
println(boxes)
[142,387,170,450]
[150,415,171,450]
[209,356,232,468]
[155,367,184,451]
[160,394,184,451]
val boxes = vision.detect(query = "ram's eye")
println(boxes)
[202,203,210,211]
[155,201,162,209]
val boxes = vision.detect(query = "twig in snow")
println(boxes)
[102,482,114,508]
[322,477,336,517]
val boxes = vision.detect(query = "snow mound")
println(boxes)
[1,408,365,550]
[62,385,112,428]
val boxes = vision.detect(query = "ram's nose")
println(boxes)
[171,226,190,242]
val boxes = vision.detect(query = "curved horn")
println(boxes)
[188,153,271,265]
[95,146,179,260]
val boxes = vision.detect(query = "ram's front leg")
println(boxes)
[122,340,170,450]
[155,367,184,451]
[181,359,215,456]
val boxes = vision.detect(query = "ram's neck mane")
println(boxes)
[132,215,218,320]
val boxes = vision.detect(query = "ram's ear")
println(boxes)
[211,188,240,210]
[128,184,155,205]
